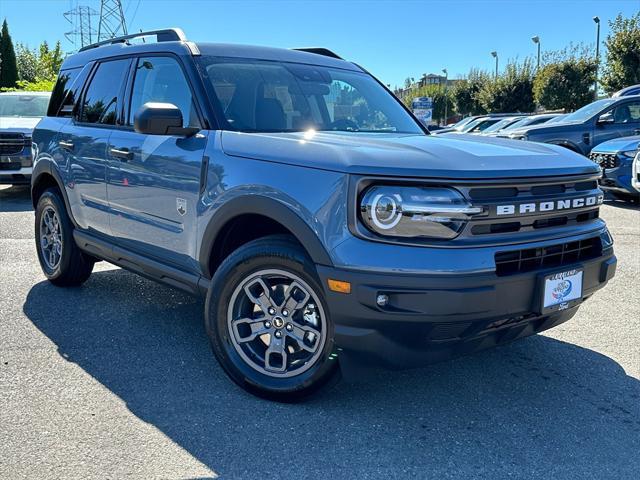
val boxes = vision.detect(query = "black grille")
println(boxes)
[495,237,602,276]
[0,133,27,156]
[589,152,619,169]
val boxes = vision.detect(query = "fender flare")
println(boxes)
[199,195,333,278]
[30,158,77,226]
[546,139,583,155]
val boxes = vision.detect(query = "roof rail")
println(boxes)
[293,48,343,60]
[79,28,188,52]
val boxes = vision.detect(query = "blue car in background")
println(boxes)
[589,135,640,202]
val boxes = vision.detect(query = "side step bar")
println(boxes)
[73,230,210,297]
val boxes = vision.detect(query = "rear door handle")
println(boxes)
[58,140,74,151]
[109,147,132,161]
[634,128,640,135]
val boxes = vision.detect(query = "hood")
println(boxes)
[591,135,640,154]
[519,121,584,137]
[221,131,600,179]
[0,116,41,133]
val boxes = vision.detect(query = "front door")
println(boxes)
[106,55,208,271]
[593,100,640,150]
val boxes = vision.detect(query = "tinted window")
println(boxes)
[198,57,422,134]
[48,68,80,116]
[612,101,640,124]
[128,56,199,128]
[79,59,129,125]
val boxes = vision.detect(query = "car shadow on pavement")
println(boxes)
[0,185,33,212]
[23,269,640,479]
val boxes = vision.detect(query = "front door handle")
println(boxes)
[109,147,132,161]
[58,140,74,151]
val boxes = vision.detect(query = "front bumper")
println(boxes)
[0,153,33,184]
[317,244,616,371]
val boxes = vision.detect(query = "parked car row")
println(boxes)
[433,92,640,203]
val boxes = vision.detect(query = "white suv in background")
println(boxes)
[0,91,51,186]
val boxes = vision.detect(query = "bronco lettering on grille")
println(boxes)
[495,195,604,216]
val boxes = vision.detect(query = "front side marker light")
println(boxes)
[328,279,351,294]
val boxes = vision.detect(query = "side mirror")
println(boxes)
[597,112,614,125]
[134,102,199,136]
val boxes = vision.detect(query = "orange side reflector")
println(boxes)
[327,279,351,294]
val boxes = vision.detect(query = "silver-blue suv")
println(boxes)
[31,29,616,400]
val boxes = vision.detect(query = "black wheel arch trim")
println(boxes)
[546,139,583,154]
[31,159,78,227]
[199,195,334,278]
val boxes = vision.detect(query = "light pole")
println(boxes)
[491,51,498,78]
[532,36,541,70]
[442,68,448,125]
[593,16,600,99]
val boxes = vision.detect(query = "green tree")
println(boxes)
[533,55,596,111]
[479,60,535,113]
[0,19,18,89]
[15,43,39,82]
[452,69,489,116]
[601,13,640,93]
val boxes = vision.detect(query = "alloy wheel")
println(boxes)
[227,269,327,378]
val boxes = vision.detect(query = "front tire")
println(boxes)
[205,235,339,401]
[34,188,94,286]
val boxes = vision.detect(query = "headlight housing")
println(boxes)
[359,185,482,240]
[620,149,638,159]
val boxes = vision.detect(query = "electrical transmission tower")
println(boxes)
[64,4,99,48]
[97,0,128,42]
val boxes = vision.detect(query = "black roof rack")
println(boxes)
[293,48,343,60]
[79,28,189,52]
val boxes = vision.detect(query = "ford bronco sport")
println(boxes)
[31,29,616,400]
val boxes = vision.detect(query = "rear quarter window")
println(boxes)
[48,67,81,117]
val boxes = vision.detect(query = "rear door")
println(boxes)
[57,58,131,234]
[106,54,208,271]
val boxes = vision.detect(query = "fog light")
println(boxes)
[376,294,389,307]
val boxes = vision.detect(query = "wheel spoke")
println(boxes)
[48,249,56,267]
[264,334,288,373]
[243,277,276,314]
[231,316,269,344]
[280,281,310,315]
[287,322,321,353]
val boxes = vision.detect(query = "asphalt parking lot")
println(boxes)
[0,184,639,480]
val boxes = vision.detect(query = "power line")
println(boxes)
[64,4,99,48]
[97,0,128,42]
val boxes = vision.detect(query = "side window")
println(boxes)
[128,56,200,128]
[611,101,640,124]
[79,59,129,125]
[48,68,80,117]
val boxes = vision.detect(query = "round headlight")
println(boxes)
[360,185,482,240]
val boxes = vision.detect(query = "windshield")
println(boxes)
[482,117,521,133]
[451,116,475,130]
[562,99,616,123]
[0,94,50,117]
[198,57,423,134]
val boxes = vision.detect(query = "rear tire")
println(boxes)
[205,235,340,401]
[34,188,94,286]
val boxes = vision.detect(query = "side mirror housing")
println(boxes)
[597,113,614,125]
[134,102,199,136]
